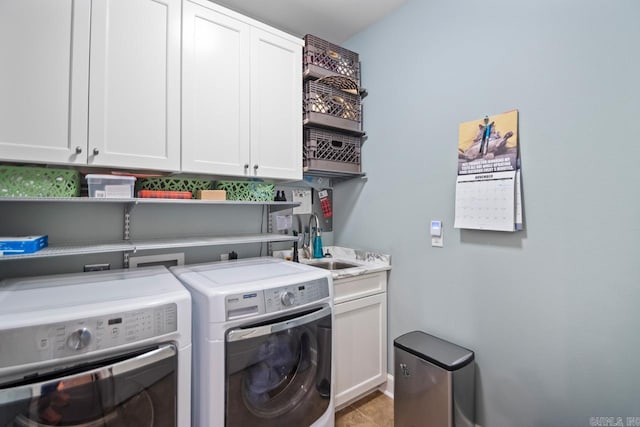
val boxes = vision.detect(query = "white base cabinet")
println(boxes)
[182,0,302,180]
[334,272,388,408]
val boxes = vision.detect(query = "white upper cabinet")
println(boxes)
[182,0,303,180]
[1,0,299,177]
[0,0,180,171]
[249,29,302,180]
[0,0,90,165]
[89,0,181,171]
[182,1,251,176]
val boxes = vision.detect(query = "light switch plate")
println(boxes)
[430,220,442,236]
[431,220,443,247]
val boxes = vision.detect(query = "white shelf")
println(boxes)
[1,243,135,260]
[135,234,297,251]
[0,234,297,261]
[0,197,299,211]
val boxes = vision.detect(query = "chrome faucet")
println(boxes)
[303,214,320,259]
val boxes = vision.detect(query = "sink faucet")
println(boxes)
[303,214,321,259]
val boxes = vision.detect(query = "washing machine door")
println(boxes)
[225,304,332,427]
[0,345,177,427]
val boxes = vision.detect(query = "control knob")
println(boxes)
[67,327,92,351]
[280,291,296,307]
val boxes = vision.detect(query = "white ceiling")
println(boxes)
[212,0,408,44]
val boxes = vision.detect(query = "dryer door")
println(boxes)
[0,344,177,427]
[225,305,332,427]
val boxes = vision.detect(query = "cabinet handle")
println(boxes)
[93,148,100,155]
[253,164,259,170]
[75,146,83,154]
[244,164,249,170]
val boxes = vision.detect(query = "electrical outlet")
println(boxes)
[84,263,111,272]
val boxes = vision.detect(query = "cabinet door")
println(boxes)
[334,292,388,408]
[0,0,89,165]
[182,0,250,175]
[89,0,180,171]
[249,29,302,180]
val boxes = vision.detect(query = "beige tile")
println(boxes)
[348,391,389,411]
[336,391,394,427]
[336,405,377,427]
[336,405,355,422]
[352,392,394,427]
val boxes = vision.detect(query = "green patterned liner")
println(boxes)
[138,177,212,198]
[215,181,275,201]
[0,165,80,197]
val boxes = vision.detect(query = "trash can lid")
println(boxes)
[394,330,474,371]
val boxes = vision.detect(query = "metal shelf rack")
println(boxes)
[0,198,300,264]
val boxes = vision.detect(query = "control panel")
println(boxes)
[225,277,330,320]
[0,303,178,369]
[264,277,330,313]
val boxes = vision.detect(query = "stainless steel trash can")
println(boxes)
[394,331,475,427]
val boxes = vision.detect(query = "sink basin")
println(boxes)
[308,261,360,270]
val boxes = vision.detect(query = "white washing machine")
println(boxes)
[0,266,191,427]
[171,257,334,427]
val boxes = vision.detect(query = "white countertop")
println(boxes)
[298,246,391,279]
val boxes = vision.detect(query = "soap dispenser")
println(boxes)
[307,214,323,259]
[312,227,324,259]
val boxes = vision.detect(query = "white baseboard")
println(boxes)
[378,373,394,399]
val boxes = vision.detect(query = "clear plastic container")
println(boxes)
[86,175,136,198]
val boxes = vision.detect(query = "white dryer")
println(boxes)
[0,266,191,427]
[171,257,334,427]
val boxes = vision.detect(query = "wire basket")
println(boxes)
[304,128,361,174]
[138,177,212,199]
[0,165,80,197]
[214,181,275,201]
[304,80,362,133]
[304,35,360,83]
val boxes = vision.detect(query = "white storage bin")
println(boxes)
[86,174,136,198]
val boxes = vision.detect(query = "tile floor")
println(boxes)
[335,391,394,427]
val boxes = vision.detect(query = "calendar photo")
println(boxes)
[457,110,519,175]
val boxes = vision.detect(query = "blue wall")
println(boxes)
[335,0,640,425]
